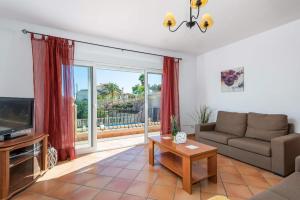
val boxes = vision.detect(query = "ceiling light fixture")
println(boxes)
[163,0,213,33]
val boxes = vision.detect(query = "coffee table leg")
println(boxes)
[208,154,217,183]
[182,156,192,194]
[149,140,154,166]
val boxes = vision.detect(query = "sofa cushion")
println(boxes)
[197,131,239,144]
[215,111,247,136]
[269,172,300,200]
[245,112,288,141]
[228,137,271,156]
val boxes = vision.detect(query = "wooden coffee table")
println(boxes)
[148,135,218,194]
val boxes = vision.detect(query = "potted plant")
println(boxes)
[191,105,213,132]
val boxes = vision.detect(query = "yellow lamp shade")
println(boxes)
[163,12,177,27]
[199,13,214,29]
[201,0,208,7]
[191,0,208,9]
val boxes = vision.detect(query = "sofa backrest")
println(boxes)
[215,111,248,136]
[245,112,288,141]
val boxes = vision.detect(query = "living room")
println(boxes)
[0,1,300,200]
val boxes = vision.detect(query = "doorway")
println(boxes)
[74,64,162,152]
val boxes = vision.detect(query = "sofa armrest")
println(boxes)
[271,133,300,176]
[195,123,216,133]
[296,156,300,172]
[288,123,295,133]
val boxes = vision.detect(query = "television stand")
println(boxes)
[3,133,27,141]
[0,133,48,200]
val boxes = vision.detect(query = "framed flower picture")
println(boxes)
[221,67,244,92]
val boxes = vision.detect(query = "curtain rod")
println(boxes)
[22,29,182,61]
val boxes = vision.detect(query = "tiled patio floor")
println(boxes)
[13,142,283,200]
[76,132,160,151]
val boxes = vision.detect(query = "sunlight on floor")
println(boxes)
[38,145,143,182]
[76,132,160,152]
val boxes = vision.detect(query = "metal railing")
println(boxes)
[76,108,160,133]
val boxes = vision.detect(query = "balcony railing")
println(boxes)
[76,108,160,133]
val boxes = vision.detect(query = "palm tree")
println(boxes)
[139,74,145,85]
[132,74,145,96]
[105,82,122,100]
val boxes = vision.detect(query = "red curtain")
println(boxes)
[31,35,75,161]
[160,57,180,135]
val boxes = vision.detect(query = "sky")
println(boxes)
[74,66,162,94]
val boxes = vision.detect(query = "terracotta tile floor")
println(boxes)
[13,144,284,200]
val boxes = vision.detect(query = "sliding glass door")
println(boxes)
[74,64,162,153]
[147,73,162,137]
[95,68,146,151]
[74,65,93,151]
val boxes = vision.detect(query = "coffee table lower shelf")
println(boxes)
[156,152,216,184]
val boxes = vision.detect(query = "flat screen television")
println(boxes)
[0,97,34,138]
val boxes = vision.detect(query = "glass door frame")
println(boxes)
[74,60,97,155]
[74,63,97,155]
[144,69,162,144]
[75,60,162,154]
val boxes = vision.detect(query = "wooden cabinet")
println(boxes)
[0,133,48,200]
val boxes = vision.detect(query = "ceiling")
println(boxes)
[1,0,300,54]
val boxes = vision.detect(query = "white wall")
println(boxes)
[0,19,197,132]
[196,19,300,132]
[0,21,33,97]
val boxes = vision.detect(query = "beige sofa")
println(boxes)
[250,156,300,200]
[195,111,300,176]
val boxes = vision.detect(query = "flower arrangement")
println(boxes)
[170,115,179,138]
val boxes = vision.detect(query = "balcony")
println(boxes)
[75,108,161,143]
